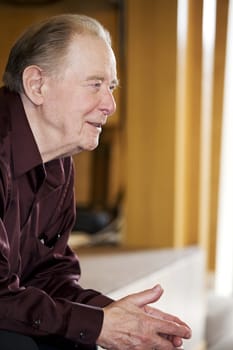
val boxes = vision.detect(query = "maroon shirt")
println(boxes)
[0,87,112,347]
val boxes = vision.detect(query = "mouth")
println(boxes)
[87,121,103,131]
[92,122,102,128]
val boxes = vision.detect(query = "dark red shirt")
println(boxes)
[0,87,112,347]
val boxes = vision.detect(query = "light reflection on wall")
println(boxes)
[215,0,233,297]
[198,0,217,253]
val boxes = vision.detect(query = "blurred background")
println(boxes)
[0,1,233,347]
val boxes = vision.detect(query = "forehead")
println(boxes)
[64,34,117,79]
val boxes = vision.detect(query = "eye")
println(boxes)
[93,81,102,88]
[89,80,102,90]
[109,85,115,91]
[109,79,119,92]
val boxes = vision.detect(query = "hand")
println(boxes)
[97,284,191,350]
[144,291,191,348]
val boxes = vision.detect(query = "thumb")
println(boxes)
[127,284,164,308]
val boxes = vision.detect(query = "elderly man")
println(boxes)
[0,14,191,350]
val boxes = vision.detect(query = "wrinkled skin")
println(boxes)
[97,285,191,350]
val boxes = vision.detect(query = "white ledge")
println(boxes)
[78,246,206,350]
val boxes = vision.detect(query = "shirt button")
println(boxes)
[79,331,85,340]
[33,319,41,329]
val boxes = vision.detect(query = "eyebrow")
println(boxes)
[86,75,119,86]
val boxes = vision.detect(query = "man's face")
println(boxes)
[43,34,118,156]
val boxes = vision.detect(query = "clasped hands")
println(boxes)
[97,284,191,350]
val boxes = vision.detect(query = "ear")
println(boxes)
[22,65,45,105]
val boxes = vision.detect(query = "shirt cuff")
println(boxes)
[87,293,113,308]
[66,303,105,345]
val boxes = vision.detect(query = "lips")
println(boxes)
[87,121,103,131]
[91,122,102,128]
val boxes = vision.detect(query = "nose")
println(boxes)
[100,88,116,117]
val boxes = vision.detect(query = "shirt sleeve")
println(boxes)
[0,158,113,346]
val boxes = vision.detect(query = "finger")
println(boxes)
[160,333,183,347]
[155,333,184,350]
[146,306,191,331]
[160,312,191,330]
[156,318,192,339]
[124,284,164,308]
[172,335,184,347]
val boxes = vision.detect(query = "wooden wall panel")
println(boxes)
[124,0,177,247]
[174,0,203,247]
[123,0,227,272]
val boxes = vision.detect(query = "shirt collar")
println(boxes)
[4,88,67,189]
[5,88,43,178]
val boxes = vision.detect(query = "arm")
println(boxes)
[0,158,112,346]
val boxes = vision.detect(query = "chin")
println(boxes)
[83,140,99,152]
[88,143,99,151]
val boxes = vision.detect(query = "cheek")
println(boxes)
[54,91,99,130]
[74,91,100,113]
